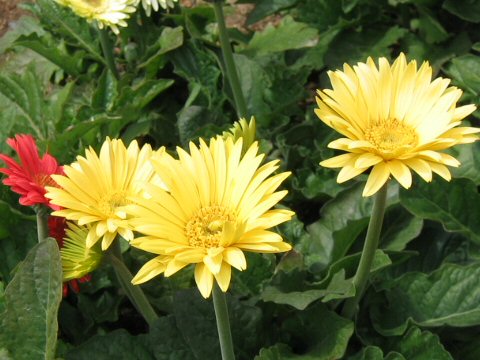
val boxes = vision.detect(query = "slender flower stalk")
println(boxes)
[341,183,388,319]
[212,0,248,118]
[107,242,158,327]
[98,28,120,79]
[213,284,235,360]
[35,205,50,242]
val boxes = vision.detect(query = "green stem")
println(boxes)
[107,243,158,327]
[212,284,235,360]
[35,205,49,243]
[341,183,388,319]
[212,0,248,118]
[98,27,119,80]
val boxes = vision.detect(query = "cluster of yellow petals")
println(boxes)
[46,138,164,250]
[54,0,137,34]
[315,53,479,196]
[127,137,293,298]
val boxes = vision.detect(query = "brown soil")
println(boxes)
[0,0,28,37]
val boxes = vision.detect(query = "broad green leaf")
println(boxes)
[92,70,118,112]
[0,69,47,140]
[115,79,174,111]
[34,0,103,63]
[139,26,184,71]
[447,54,480,95]
[443,0,480,23]
[0,16,45,54]
[297,183,398,271]
[411,8,449,44]
[232,54,271,118]
[66,329,155,360]
[387,327,452,360]
[400,178,480,244]
[244,0,299,24]
[169,41,223,106]
[325,25,407,69]
[233,253,275,296]
[372,262,480,335]
[348,346,384,360]
[448,141,480,185]
[264,303,353,359]
[381,205,423,251]
[15,33,84,75]
[242,16,318,55]
[0,238,62,360]
[261,250,391,310]
[173,289,263,359]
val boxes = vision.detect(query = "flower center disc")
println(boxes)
[98,191,128,217]
[365,119,418,158]
[185,205,236,248]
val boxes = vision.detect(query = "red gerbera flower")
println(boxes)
[0,134,63,209]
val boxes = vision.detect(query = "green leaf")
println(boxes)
[15,33,84,75]
[447,54,480,95]
[139,26,184,71]
[244,0,299,24]
[325,25,407,69]
[443,0,480,23]
[173,288,263,359]
[348,346,384,360]
[268,303,353,359]
[372,262,480,335]
[0,16,45,54]
[92,70,118,112]
[381,205,423,251]
[400,178,480,244]
[448,142,480,185]
[242,16,318,55]
[297,183,398,271]
[0,238,62,360]
[411,8,449,44]
[67,329,155,360]
[115,79,174,111]
[386,327,452,360]
[34,0,103,63]
[0,69,47,140]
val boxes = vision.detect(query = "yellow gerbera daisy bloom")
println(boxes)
[136,0,177,16]
[128,137,294,298]
[315,53,479,196]
[222,117,257,155]
[55,0,137,34]
[45,138,163,250]
[61,222,103,281]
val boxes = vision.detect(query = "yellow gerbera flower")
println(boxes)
[136,0,177,16]
[128,137,293,298]
[315,53,479,196]
[45,138,163,250]
[222,117,256,155]
[54,0,137,34]
[61,222,103,281]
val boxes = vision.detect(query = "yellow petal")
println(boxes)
[214,263,232,292]
[194,263,214,298]
[203,251,223,275]
[363,162,390,197]
[131,256,168,284]
[320,153,356,168]
[403,158,432,182]
[223,247,246,270]
[387,160,412,189]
